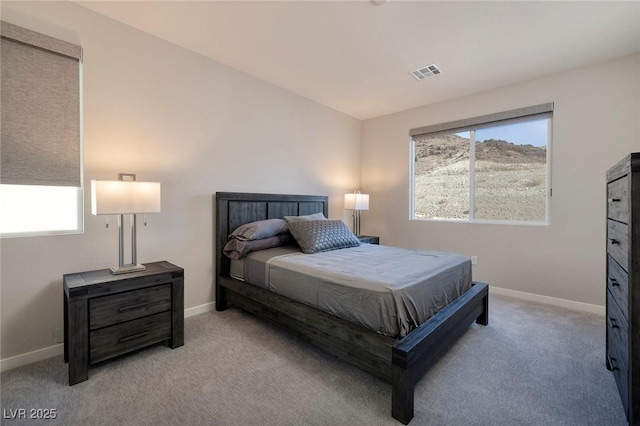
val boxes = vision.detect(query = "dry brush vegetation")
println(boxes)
[414,134,547,221]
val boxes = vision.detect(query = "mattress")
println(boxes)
[234,244,472,338]
[230,258,245,281]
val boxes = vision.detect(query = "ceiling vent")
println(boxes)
[409,64,442,81]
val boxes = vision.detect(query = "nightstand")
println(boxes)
[357,235,380,245]
[63,261,184,385]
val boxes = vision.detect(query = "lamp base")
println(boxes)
[110,264,146,275]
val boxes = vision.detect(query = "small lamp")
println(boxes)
[344,190,369,236]
[91,173,161,275]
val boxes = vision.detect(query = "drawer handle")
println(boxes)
[119,332,148,343]
[609,356,619,371]
[118,301,149,312]
[608,198,621,203]
[609,317,619,329]
[609,278,619,287]
[609,238,620,245]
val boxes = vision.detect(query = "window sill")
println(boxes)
[410,218,549,227]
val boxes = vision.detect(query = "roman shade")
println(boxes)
[410,103,554,138]
[0,21,82,187]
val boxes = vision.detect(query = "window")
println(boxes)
[1,21,83,237]
[410,104,552,224]
[0,185,82,235]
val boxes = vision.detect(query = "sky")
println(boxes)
[457,118,549,147]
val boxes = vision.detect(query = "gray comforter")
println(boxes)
[241,244,472,338]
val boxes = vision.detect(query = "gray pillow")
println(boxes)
[228,219,289,242]
[223,234,294,259]
[283,212,326,223]
[288,220,360,254]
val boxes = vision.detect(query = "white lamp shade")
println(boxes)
[91,180,161,215]
[344,193,369,211]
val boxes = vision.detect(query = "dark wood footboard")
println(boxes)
[221,275,395,381]
[391,282,488,424]
[214,192,489,424]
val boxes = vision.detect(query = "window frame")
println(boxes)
[409,105,553,226]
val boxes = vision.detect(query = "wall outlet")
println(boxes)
[471,256,478,265]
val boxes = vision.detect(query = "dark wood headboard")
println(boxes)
[215,192,329,279]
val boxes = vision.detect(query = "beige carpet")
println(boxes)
[0,293,627,425]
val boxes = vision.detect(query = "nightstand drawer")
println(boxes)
[607,219,628,271]
[90,311,172,364]
[607,290,629,370]
[607,176,628,223]
[89,284,171,330]
[607,255,629,321]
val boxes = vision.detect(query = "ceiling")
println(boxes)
[76,1,640,120]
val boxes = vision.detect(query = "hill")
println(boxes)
[414,134,546,175]
[413,133,547,221]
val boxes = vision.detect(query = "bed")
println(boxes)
[215,192,488,424]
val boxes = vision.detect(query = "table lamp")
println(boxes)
[91,173,161,274]
[344,190,369,236]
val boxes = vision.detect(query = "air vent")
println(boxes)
[409,64,442,81]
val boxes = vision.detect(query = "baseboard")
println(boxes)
[0,343,63,373]
[185,301,216,317]
[1,302,217,373]
[490,286,605,316]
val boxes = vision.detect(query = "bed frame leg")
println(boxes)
[392,365,414,425]
[476,293,489,326]
[216,284,228,311]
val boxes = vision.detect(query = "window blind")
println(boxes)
[410,103,554,138]
[0,21,82,187]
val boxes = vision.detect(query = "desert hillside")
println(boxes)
[414,134,547,221]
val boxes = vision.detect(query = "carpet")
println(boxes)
[0,293,627,425]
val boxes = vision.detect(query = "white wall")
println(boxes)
[361,53,640,306]
[0,1,361,360]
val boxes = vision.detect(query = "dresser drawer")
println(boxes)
[90,311,172,364]
[607,175,629,223]
[607,291,629,370]
[89,284,172,330]
[607,219,628,271]
[608,331,630,418]
[607,255,629,322]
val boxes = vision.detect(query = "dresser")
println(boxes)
[606,153,639,424]
[63,261,184,385]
